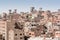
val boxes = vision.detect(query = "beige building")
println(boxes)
[6,14,25,40]
[0,20,7,40]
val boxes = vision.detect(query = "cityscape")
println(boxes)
[0,7,60,40]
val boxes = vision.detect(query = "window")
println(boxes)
[0,35,2,39]
[20,37,23,39]
[26,15,29,18]
[15,34,17,36]
[20,34,22,35]
[31,24,36,26]
[57,21,60,23]
[29,33,31,35]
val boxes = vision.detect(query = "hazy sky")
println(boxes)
[0,0,60,13]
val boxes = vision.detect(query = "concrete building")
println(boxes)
[0,20,7,40]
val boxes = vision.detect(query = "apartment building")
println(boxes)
[0,20,7,40]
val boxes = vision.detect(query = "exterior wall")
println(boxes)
[9,30,14,40]
[0,20,7,40]
[7,20,24,40]
[14,29,24,40]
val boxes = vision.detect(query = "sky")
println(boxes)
[0,0,60,13]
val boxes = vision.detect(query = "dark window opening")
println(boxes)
[57,25,60,26]
[0,35,2,39]
[15,34,17,36]
[24,36,30,40]
[31,24,36,26]
[26,15,28,18]
[20,34,22,35]
[20,37,23,39]
[29,33,31,35]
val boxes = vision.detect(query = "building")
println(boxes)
[0,20,7,40]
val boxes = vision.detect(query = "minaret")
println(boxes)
[8,9,13,21]
[9,9,12,14]
[58,9,60,12]
[0,14,2,19]
[58,9,60,14]
[30,7,35,12]
[39,7,42,14]
[39,7,42,11]
[13,9,17,13]
[3,12,7,21]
